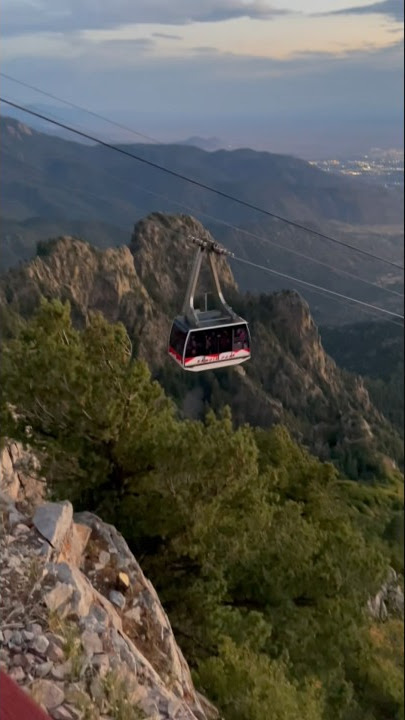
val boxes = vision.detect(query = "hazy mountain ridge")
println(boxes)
[2,116,402,225]
[179,136,226,151]
[0,212,401,476]
[1,116,403,324]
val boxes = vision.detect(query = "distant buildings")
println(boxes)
[309,149,404,187]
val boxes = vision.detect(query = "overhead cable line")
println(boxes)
[1,96,403,272]
[266,282,404,328]
[9,150,403,302]
[171,227,404,325]
[0,72,160,145]
[116,192,404,300]
[231,255,404,320]
[3,160,143,218]
[1,149,402,324]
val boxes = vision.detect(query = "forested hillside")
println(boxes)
[1,213,402,478]
[1,300,403,720]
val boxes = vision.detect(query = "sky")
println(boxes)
[0,0,403,157]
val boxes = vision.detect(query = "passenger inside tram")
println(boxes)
[184,324,249,359]
[233,326,249,350]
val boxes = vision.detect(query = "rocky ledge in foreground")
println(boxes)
[0,446,217,720]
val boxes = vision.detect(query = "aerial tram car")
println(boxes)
[168,236,251,372]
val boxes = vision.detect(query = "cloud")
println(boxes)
[190,46,220,54]
[0,5,401,157]
[152,32,183,40]
[0,0,290,36]
[0,30,157,61]
[321,0,404,22]
[2,33,402,156]
[186,0,289,23]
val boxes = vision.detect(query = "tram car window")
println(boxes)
[169,325,187,358]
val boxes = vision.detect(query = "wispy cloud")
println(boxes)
[0,0,290,36]
[190,46,220,54]
[0,2,402,155]
[320,0,403,21]
[152,32,183,40]
[1,27,402,156]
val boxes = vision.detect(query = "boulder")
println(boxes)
[44,583,75,615]
[80,630,103,657]
[108,590,126,610]
[31,679,65,710]
[33,502,73,551]
[31,635,50,656]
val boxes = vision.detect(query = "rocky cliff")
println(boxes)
[0,212,398,467]
[0,441,217,720]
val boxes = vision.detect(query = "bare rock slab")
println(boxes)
[59,522,91,566]
[33,502,73,551]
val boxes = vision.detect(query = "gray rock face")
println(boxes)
[0,443,20,500]
[0,460,218,720]
[74,511,216,720]
[368,568,405,621]
[33,501,73,550]
[388,586,404,615]
[0,440,44,508]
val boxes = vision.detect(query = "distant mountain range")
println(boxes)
[0,103,227,149]
[1,115,403,324]
[179,136,228,151]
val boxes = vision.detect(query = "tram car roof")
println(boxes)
[173,310,247,332]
